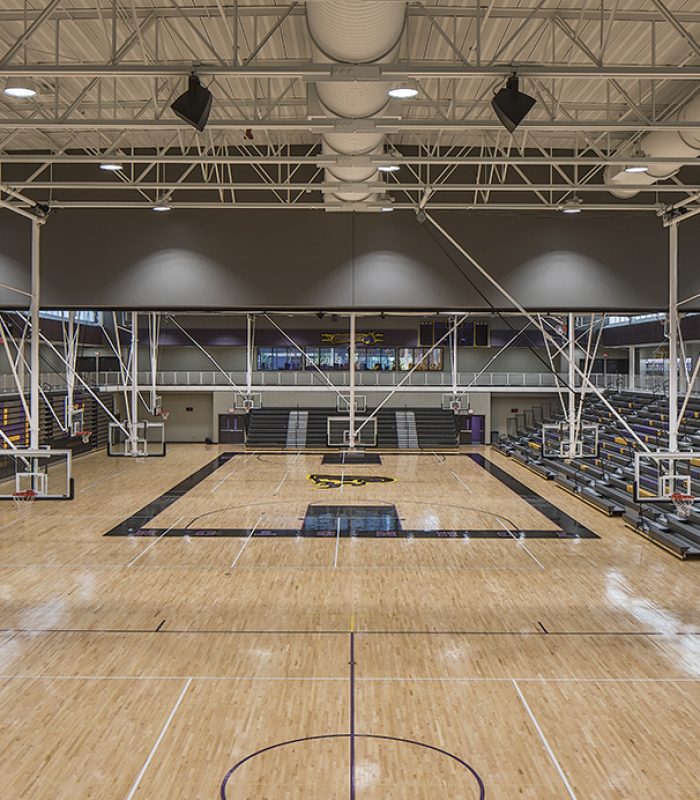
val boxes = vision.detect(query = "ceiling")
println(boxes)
[1,0,700,214]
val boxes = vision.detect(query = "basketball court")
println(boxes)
[1,0,700,796]
[0,445,697,799]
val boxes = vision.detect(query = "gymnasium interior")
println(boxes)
[0,1,699,798]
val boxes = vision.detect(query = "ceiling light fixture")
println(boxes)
[4,78,37,99]
[491,73,536,133]
[623,165,649,174]
[378,164,401,173]
[152,204,172,212]
[560,197,583,214]
[388,86,418,100]
[99,163,123,172]
[170,73,213,132]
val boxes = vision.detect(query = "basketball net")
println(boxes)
[670,492,694,521]
[12,489,36,513]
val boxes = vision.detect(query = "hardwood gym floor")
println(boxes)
[0,445,698,799]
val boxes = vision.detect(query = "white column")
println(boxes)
[349,312,356,448]
[451,314,458,396]
[66,310,76,432]
[246,314,253,394]
[130,310,139,453]
[628,345,635,391]
[668,223,679,452]
[29,219,40,451]
[568,312,576,456]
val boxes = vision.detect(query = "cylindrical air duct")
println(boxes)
[306,0,406,205]
[606,93,700,198]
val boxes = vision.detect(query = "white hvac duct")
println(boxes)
[606,93,700,198]
[306,0,406,206]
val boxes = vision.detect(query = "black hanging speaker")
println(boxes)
[491,74,536,133]
[170,74,213,132]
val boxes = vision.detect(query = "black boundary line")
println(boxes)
[155,619,166,632]
[537,621,549,634]
[467,453,599,539]
[103,451,599,540]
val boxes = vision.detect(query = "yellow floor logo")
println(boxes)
[307,474,395,490]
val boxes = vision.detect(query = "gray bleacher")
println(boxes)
[494,390,700,560]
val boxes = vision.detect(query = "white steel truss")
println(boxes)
[0,1,700,212]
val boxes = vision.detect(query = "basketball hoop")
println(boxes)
[75,430,92,444]
[12,489,36,513]
[670,492,695,521]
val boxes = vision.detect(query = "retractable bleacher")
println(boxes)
[495,391,700,559]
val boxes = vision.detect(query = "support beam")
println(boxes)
[130,311,139,454]
[668,223,679,452]
[349,312,356,449]
[568,312,576,456]
[246,314,254,395]
[29,220,40,451]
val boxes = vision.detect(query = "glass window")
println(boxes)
[398,348,414,371]
[334,347,349,370]
[257,347,273,370]
[305,348,320,369]
[383,348,396,371]
[40,310,100,325]
[318,347,333,370]
[425,349,443,370]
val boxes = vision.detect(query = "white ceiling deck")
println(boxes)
[1,0,700,213]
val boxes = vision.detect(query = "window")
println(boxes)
[40,310,101,325]
[257,346,442,371]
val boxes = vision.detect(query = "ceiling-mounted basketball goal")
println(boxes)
[327,416,377,447]
[541,422,600,459]
[0,449,74,500]
[633,451,700,503]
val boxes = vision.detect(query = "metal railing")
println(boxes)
[93,369,568,389]
[0,369,697,396]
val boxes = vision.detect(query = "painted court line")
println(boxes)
[512,679,578,800]
[333,517,341,568]
[449,470,473,493]
[230,514,263,568]
[496,516,546,571]
[127,517,184,567]
[210,454,250,493]
[125,677,192,800]
[272,451,301,496]
[79,468,124,493]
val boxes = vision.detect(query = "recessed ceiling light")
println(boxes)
[378,164,401,173]
[624,165,649,174]
[99,163,123,172]
[381,206,395,212]
[152,204,172,212]
[388,86,418,100]
[4,78,37,99]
